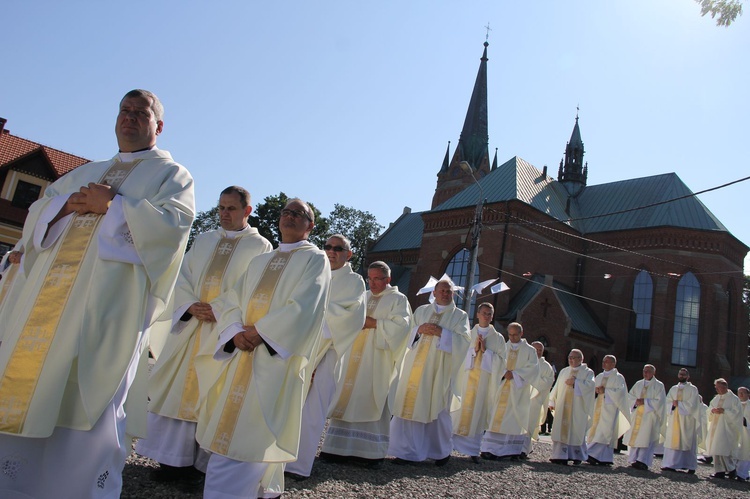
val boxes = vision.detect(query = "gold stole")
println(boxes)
[0,160,140,434]
[0,263,20,308]
[400,309,443,420]
[209,250,294,455]
[628,382,649,445]
[588,373,612,440]
[329,294,383,419]
[177,236,240,421]
[489,347,519,433]
[559,368,578,444]
[455,332,487,436]
[670,386,684,449]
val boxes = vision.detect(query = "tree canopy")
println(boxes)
[696,0,743,26]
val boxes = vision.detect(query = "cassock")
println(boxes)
[586,369,630,465]
[706,390,742,474]
[737,399,750,480]
[195,241,330,499]
[548,364,595,462]
[524,355,555,454]
[135,226,271,468]
[624,377,666,467]
[451,324,506,457]
[0,242,26,344]
[0,149,194,499]
[480,338,538,458]
[322,285,412,460]
[388,301,470,462]
[662,381,701,471]
[286,262,366,477]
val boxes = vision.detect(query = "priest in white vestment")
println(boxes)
[480,321,538,461]
[451,302,506,462]
[586,355,630,466]
[195,199,330,499]
[0,89,194,499]
[706,378,742,480]
[548,349,595,465]
[522,341,555,457]
[736,387,750,482]
[388,279,470,466]
[136,186,271,482]
[0,243,26,344]
[286,234,366,479]
[320,261,412,465]
[624,364,666,470]
[661,368,701,474]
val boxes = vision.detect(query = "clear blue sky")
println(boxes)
[3,1,749,270]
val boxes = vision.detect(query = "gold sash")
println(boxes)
[670,386,684,449]
[587,374,612,440]
[209,250,294,455]
[329,294,383,419]
[628,382,649,446]
[400,310,443,420]
[456,333,486,436]
[0,263,19,308]
[177,236,240,421]
[489,347,519,432]
[0,160,140,433]
[559,368,578,444]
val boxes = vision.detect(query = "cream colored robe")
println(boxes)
[548,364,595,446]
[738,400,750,461]
[485,339,539,435]
[195,242,330,463]
[0,242,26,343]
[663,382,701,451]
[527,356,555,441]
[451,325,506,437]
[624,377,666,448]
[311,262,366,371]
[147,227,271,421]
[0,150,194,438]
[587,369,631,447]
[706,391,742,458]
[391,301,470,424]
[328,285,411,422]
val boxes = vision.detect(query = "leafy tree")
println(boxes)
[327,203,384,272]
[695,0,743,26]
[249,192,329,248]
[186,206,219,251]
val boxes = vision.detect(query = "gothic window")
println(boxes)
[627,270,652,362]
[672,272,700,367]
[445,248,479,317]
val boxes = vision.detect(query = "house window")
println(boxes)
[445,248,479,317]
[11,180,42,209]
[627,270,652,362]
[672,272,700,367]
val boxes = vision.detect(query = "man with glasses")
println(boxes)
[286,234,366,480]
[195,198,330,499]
[548,349,595,465]
[320,261,412,467]
[624,364,666,471]
[389,278,470,466]
[136,186,271,486]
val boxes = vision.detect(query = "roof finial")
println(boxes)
[484,22,492,42]
[576,104,579,123]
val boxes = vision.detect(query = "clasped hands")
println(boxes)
[187,302,216,322]
[67,182,116,216]
[711,407,725,414]
[595,386,606,395]
[417,323,442,338]
[565,376,576,386]
[474,336,486,354]
[232,325,264,352]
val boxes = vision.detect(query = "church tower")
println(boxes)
[557,112,588,196]
[431,42,492,209]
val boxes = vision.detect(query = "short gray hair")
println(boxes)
[368,261,391,277]
[122,89,164,121]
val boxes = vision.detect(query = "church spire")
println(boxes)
[558,109,587,195]
[439,141,451,173]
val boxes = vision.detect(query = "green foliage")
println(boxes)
[248,192,329,248]
[696,0,743,26]
[327,203,384,272]
[186,206,219,251]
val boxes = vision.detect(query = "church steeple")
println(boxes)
[432,41,492,209]
[557,110,588,195]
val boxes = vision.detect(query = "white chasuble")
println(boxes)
[486,339,539,436]
[706,391,743,457]
[548,364,595,446]
[587,369,630,447]
[624,377,666,448]
[664,382,701,451]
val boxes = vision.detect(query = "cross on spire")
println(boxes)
[484,22,492,41]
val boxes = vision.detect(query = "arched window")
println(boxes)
[672,272,700,366]
[627,270,652,361]
[445,248,480,317]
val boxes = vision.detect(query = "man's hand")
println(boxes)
[363,316,377,329]
[595,386,605,395]
[565,376,576,386]
[232,325,263,352]
[711,407,725,414]
[68,183,115,215]
[187,302,216,322]
[635,398,644,407]
[7,251,22,265]
[672,400,678,409]
[475,336,486,354]
[504,370,514,380]
[417,323,442,337]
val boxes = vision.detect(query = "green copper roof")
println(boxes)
[369,210,424,252]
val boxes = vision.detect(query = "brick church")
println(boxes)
[366,41,749,396]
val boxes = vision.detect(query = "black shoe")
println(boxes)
[284,471,308,482]
[149,464,199,483]
[519,452,529,460]
[736,476,748,482]
[710,471,726,479]
[728,470,737,479]
[392,457,415,466]
[470,455,481,464]
[572,460,581,466]
[687,469,695,474]
[631,461,648,471]
[550,459,568,466]
[661,467,676,472]
[698,456,713,464]
[318,451,346,463]
[480,452,497,461]
[359,458,384,469]
[587,456,600,466]
[435,455,450,467]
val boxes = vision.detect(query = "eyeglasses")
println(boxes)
[280,208,312,222]
[323,244,347,252]
[367,276,388,281]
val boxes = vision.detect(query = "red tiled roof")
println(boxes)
[0,129,89,177]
